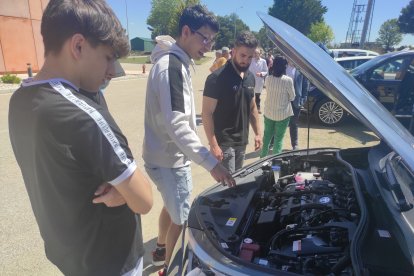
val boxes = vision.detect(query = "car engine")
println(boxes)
[200,152,361,275]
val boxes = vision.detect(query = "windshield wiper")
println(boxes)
[384,158,413,212]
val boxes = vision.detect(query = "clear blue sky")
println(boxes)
[107,0,414,46]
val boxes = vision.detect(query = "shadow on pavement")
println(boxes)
[245,150,260,161]
[143,237,163,276]
[298,114,379,145]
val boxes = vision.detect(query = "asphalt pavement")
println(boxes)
[0,53,379,276]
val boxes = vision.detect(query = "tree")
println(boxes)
[307,21,334,45]
[376,19,403,52]
[147,0,200,39]
[268,0,327,35]
[147,0,179,38]
[169,0,201,38]
[147,1,250,49]
[398,0,414,34]
[214,14,249,49]
[254,27,274,53]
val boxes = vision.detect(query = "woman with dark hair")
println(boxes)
[261,55,295,157]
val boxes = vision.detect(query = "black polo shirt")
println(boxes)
[8,79,143,276]
[204,61,255,147]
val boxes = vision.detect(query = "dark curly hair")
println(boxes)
[234,31,258,49]
[178,4,219,35]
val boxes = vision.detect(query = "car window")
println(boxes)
[337,58,372,71]
[332,49,379,58]
[369,58,408,81]
[341,51,362,57]
[350,54,392,76]
[354,52,366,56]
[355,59,369,67]
[406,59,414,75]
[338,60,354,70]
[395,59,414,114]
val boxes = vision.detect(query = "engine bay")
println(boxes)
[197,150,361,275]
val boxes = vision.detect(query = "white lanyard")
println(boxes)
[49,80,132,167]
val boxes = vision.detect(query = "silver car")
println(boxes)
[168,12,414,276]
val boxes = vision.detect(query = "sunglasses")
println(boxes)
[190,28,215,46]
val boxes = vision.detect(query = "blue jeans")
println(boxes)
[220,145,246,173]
[144,164,192,225]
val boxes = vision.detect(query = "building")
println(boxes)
[0,0,49,74]
[130,37,154,52]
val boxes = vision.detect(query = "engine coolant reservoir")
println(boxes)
[294,172,321,184]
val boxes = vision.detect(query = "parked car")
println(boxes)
[335,56,375,71]
[168,13,414,276]
[330,48,379,58]
[315,42,334,57]
[308,50,414,126]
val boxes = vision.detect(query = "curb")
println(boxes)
[0,73,149,94]
[113,74,149,80]
[0,88,15,95]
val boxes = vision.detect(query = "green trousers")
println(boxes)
[261,116,290,157]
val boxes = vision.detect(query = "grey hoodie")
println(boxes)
[142,39,218,171]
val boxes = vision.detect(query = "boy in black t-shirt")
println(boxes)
[8,1,153,275]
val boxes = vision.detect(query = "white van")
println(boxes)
[330,48,379,58]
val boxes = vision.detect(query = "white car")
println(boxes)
[335,56,375,71]
[330,48,379,58]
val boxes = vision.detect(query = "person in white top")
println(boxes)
[249,48,268,113]
[261,55,295,157]
[286,61,296,79]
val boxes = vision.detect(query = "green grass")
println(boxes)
[1,73,21,84]
[119,55,212,65]
[118,56,150,64]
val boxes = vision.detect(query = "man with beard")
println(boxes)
[202,31,262,173]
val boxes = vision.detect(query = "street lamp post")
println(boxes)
[234,6,243,41]
[234,14,237,41]
[124,0,130,41]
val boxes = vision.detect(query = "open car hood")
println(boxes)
[258,12,414,172]
[172,14,414,276]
